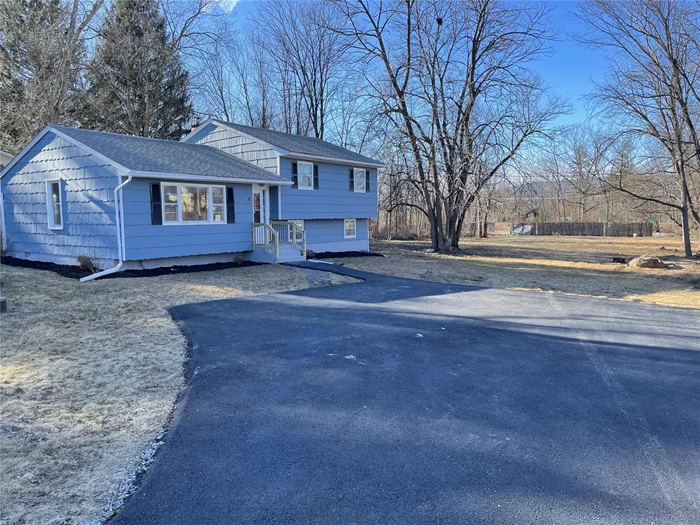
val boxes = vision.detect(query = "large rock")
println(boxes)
[629,256,670,269]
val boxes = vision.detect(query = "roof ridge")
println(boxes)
[51,124,205,147]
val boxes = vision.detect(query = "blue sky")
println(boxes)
[224,0,605,126]
[534,1,607,124]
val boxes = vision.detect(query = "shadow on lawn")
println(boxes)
[372,239,696,265]
[350,244,700,302]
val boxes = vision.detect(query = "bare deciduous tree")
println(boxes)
[256,0,352,139]
[332,0,566,251]
[578,0,700,256]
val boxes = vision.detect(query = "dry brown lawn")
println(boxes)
[338,236,700,309]
[0,263,356,525]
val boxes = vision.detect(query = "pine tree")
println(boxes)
[83,0,192,140]
[0,0,83,152]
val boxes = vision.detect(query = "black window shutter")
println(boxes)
[349,168,355,192]
[150,183,162,225]
[313,164,319,190]
[365,169,370,193]
[292,162,298,188]
[226,187,235,223]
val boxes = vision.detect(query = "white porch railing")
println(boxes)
[252,223,279,263]
[271,220,306,258]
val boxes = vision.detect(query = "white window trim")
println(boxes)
[344,218,357,239]
[297,161,314,191]
[161,182,227,225]
[46,179,64,230]
[353,168,366,193]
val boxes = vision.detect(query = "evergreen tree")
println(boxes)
[0,0,83,152]
[83,0,192,140]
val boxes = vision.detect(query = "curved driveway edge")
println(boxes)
[109,267,700,525]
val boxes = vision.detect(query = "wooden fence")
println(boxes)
[517,222,653,237]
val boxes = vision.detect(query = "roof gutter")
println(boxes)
[81,174,133,282]
[127,171,293,186]
[285,152,386,169]
[0,181,6,252]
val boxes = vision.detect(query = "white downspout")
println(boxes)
[0,182,7,252]
[81,174,133,282]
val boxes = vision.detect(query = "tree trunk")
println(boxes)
[681,183,693,257]
[481,207,489,238]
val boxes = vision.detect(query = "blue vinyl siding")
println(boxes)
[189,124,379,221]
[121,178,255,260]
[190,123,279,173]
[302,219,369,252]
[279,158,377,220]
[1,132,119,265]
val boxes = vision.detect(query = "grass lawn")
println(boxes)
[337,236,700,309]
[0,263,356,525]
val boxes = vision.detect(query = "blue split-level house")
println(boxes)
[0,119,383,280]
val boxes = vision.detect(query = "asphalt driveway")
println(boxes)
[110,264,700,525]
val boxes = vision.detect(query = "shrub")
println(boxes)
[77,255,101,274]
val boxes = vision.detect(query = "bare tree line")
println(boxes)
[1,0,699,254]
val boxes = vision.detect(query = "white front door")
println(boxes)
[253,187,267,224]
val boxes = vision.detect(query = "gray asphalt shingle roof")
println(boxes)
[52,125,286,182]
[214,120,383,166]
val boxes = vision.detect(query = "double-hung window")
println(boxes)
[161,183,226,224]
[353,168,366,193]
[297,161,314,190]
[46,180,63,230]
[344,218,356,239]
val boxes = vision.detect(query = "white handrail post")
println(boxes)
[272,228,279,263]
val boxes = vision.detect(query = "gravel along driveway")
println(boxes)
[109,264,700,525]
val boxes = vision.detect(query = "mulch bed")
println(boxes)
[1,256,92,279]
[310,251,385,260]
[0,255,261,280]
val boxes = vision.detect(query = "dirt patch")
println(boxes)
[0,263,357,524]
[336,237,700,309]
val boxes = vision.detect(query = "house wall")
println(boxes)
[121,178,255,261]
[279,158,378,220]
[304,219,369,253]
[190,123,280,174]
[0,131,119,266]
